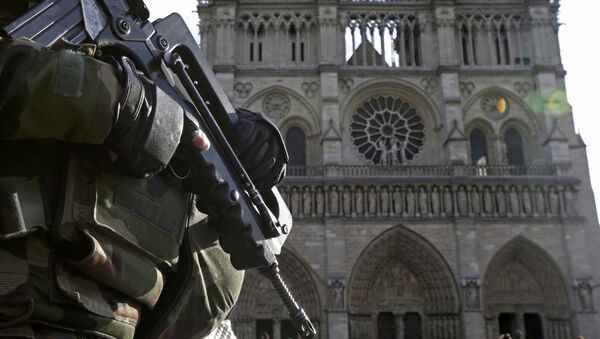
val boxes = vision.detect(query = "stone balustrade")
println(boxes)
[286,164,570,178]
[279,171,580,220]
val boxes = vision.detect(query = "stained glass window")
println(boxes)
[351,96,425,165]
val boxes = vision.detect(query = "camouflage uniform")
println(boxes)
[0,38,243,338]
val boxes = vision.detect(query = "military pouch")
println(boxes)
[54,224,164,310]
[60,148,188,268]
[0,177,47,240]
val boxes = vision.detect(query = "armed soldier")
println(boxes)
[0,1,288,338]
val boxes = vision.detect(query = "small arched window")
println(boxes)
[470,129,488,165]
[505,128,525,165]
[404,312,422,339]
[285,127,306,166]
[377,312,396,339]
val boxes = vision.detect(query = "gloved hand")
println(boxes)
[106,56,185,177]
[231,108,289,191]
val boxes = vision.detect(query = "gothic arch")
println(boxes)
[340,79,443,165]
[230,248,322,339]
[347,225,461,339]
[280,116,314,138]
[340,78,442,131]
[463,86,541,134]
[242,85,320,135]
[466,118,496,164]
[500,117,539,164]
[482,236,572,338]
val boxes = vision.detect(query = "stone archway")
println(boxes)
[230,249,321,339]
[483,237,571,339]
[348,226,461,339]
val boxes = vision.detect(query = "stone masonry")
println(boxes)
[198,0,600,338]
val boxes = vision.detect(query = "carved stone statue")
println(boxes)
[368,186,378,216]
[548,186,560,215]
[291,186,300,216]
[522,186,532,215]
[463,279,481,310]
[483,186,493,216]
[380,186,390,216]
[392,186,403,215]
[302,186,313,216]
[457,186,468,216]
[495,186,506,216]
[342,186,352,216]
[330,280,345,310]
[430,186,441,216]
[508,186,520,216]
[535,186,546,215]
[405,186,415,217]
[329,186,340,217]
[470,186,481,216]
[315,186,324,216]
[443,186,453,216]
[418,186,429,216]
[563,186,578,216]
[355,187,364,216]
[577,280,594,312]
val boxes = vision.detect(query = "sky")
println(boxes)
[144,1,600,216]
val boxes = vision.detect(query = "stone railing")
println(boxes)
[340,0,430,3]
[278,180,580,220]
[286,164,570,178]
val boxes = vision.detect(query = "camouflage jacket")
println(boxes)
[0,38,243,339]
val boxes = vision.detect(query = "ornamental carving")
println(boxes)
[481,93,509,120]
[233,82,253,99]
[301,82,319,98]
[350,96,425,165]
[262,92,291,120]
[279,182,579,220]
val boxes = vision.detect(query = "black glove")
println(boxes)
[231,108,289,191]
[106,56,184,177]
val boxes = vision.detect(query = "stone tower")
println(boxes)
[198,0,600,338]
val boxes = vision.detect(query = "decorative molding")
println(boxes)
[480,93,510,120]
[280,180,580,221]
[339,77,354,94]
[459,82,476,98]
[513,81,532,97]
[262,91,291,120]
[233,82,253,99]
[301,81,319,98]
[420,78,438,94]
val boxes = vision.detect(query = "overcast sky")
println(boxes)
[144,1,600,218]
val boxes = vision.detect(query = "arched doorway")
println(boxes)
[230,249,321,339]
[347,226,461,339]
[483,237,572,339]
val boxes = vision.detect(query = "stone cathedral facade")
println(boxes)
[198,0,600,338]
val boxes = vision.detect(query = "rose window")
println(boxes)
[350,96,425,165]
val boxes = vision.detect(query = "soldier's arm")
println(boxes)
[0,37,211,176]
[0,37,119,144]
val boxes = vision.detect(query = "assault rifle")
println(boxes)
[2,0,316,338]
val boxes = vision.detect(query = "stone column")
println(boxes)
[418,12,437,67]
[273,318,281,339]
[212,4,237,99]
[395,313,404,339]
[435,6,467,164]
